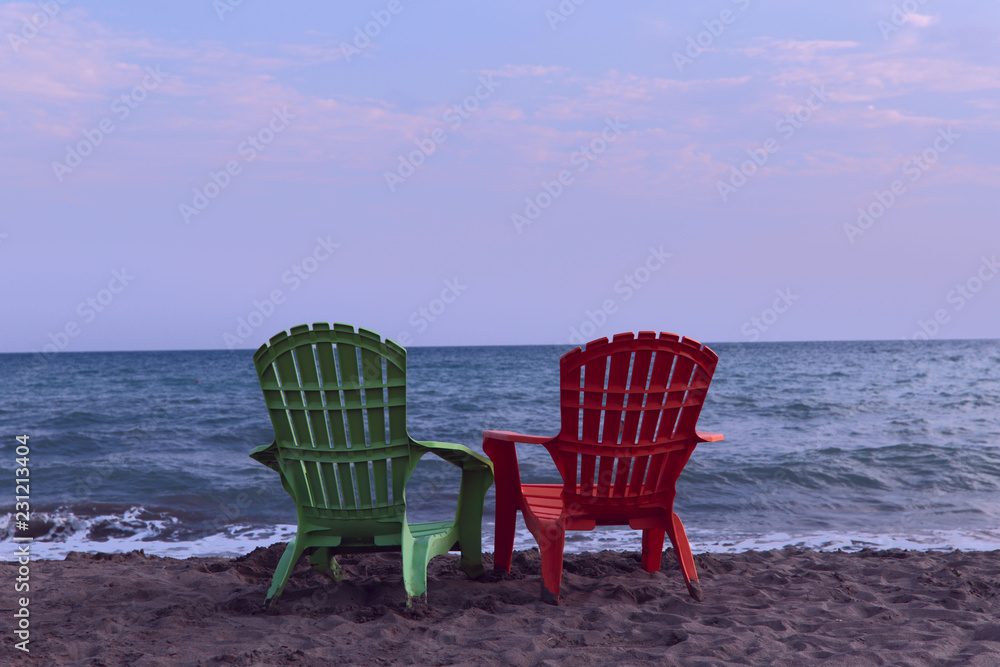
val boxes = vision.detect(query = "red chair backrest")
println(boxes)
[555,332,718,510]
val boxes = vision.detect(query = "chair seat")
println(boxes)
[520,484,565,520]
[408,520,456,538]
[520,484,664,526]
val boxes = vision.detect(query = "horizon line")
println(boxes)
[2,336,998,356]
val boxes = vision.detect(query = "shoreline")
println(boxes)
[8,520,1000,562]
[5,545,1000,665]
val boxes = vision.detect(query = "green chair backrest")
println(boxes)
[253,323,412,524]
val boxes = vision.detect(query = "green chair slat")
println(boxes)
[372,458,390,506]
[318,460,342,509]
[336,460,357,509]
[354,461,375,509]
[335,343,369,449]
[277,443,409,463]
[273,349,312,447]
[260,396,406,412]
[360,346,388,447]
[293,345,333,449]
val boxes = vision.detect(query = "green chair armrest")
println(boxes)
[408,438,493,581]
[250,440,296,498]
[249,440,280,472]
[410,439,493,471]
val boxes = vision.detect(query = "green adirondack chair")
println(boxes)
[249,323,494,606]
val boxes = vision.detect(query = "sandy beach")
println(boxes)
[4,544,1000,665]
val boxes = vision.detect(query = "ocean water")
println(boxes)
[2,339,999,561]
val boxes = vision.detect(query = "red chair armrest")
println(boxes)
[482,432,549,508]
[482,430,553,445]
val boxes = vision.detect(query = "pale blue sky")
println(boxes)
[1,0,998,352]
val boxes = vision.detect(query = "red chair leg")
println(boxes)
[666,512,702,601]
[640,528,666,572]
[536,519,565,604]
[493,498,517,572]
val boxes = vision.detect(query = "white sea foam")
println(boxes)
[688,529,1000,554]
[6,519,999,562]
[0,514,300,561]
[1,507,177,539]
[495,521,1000,555]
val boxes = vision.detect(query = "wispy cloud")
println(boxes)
[2,9,995,195]
[487,64,569,78]
[903,13,938,28]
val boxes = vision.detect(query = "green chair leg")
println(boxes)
[265,537,305,605]
[456,466,491,579]
[326,556,346,582]
[402,535,432,605]
[310,547,347,582]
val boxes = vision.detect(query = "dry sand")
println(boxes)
[4,545,1000,666]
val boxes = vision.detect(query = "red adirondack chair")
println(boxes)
[483,332,723,603]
